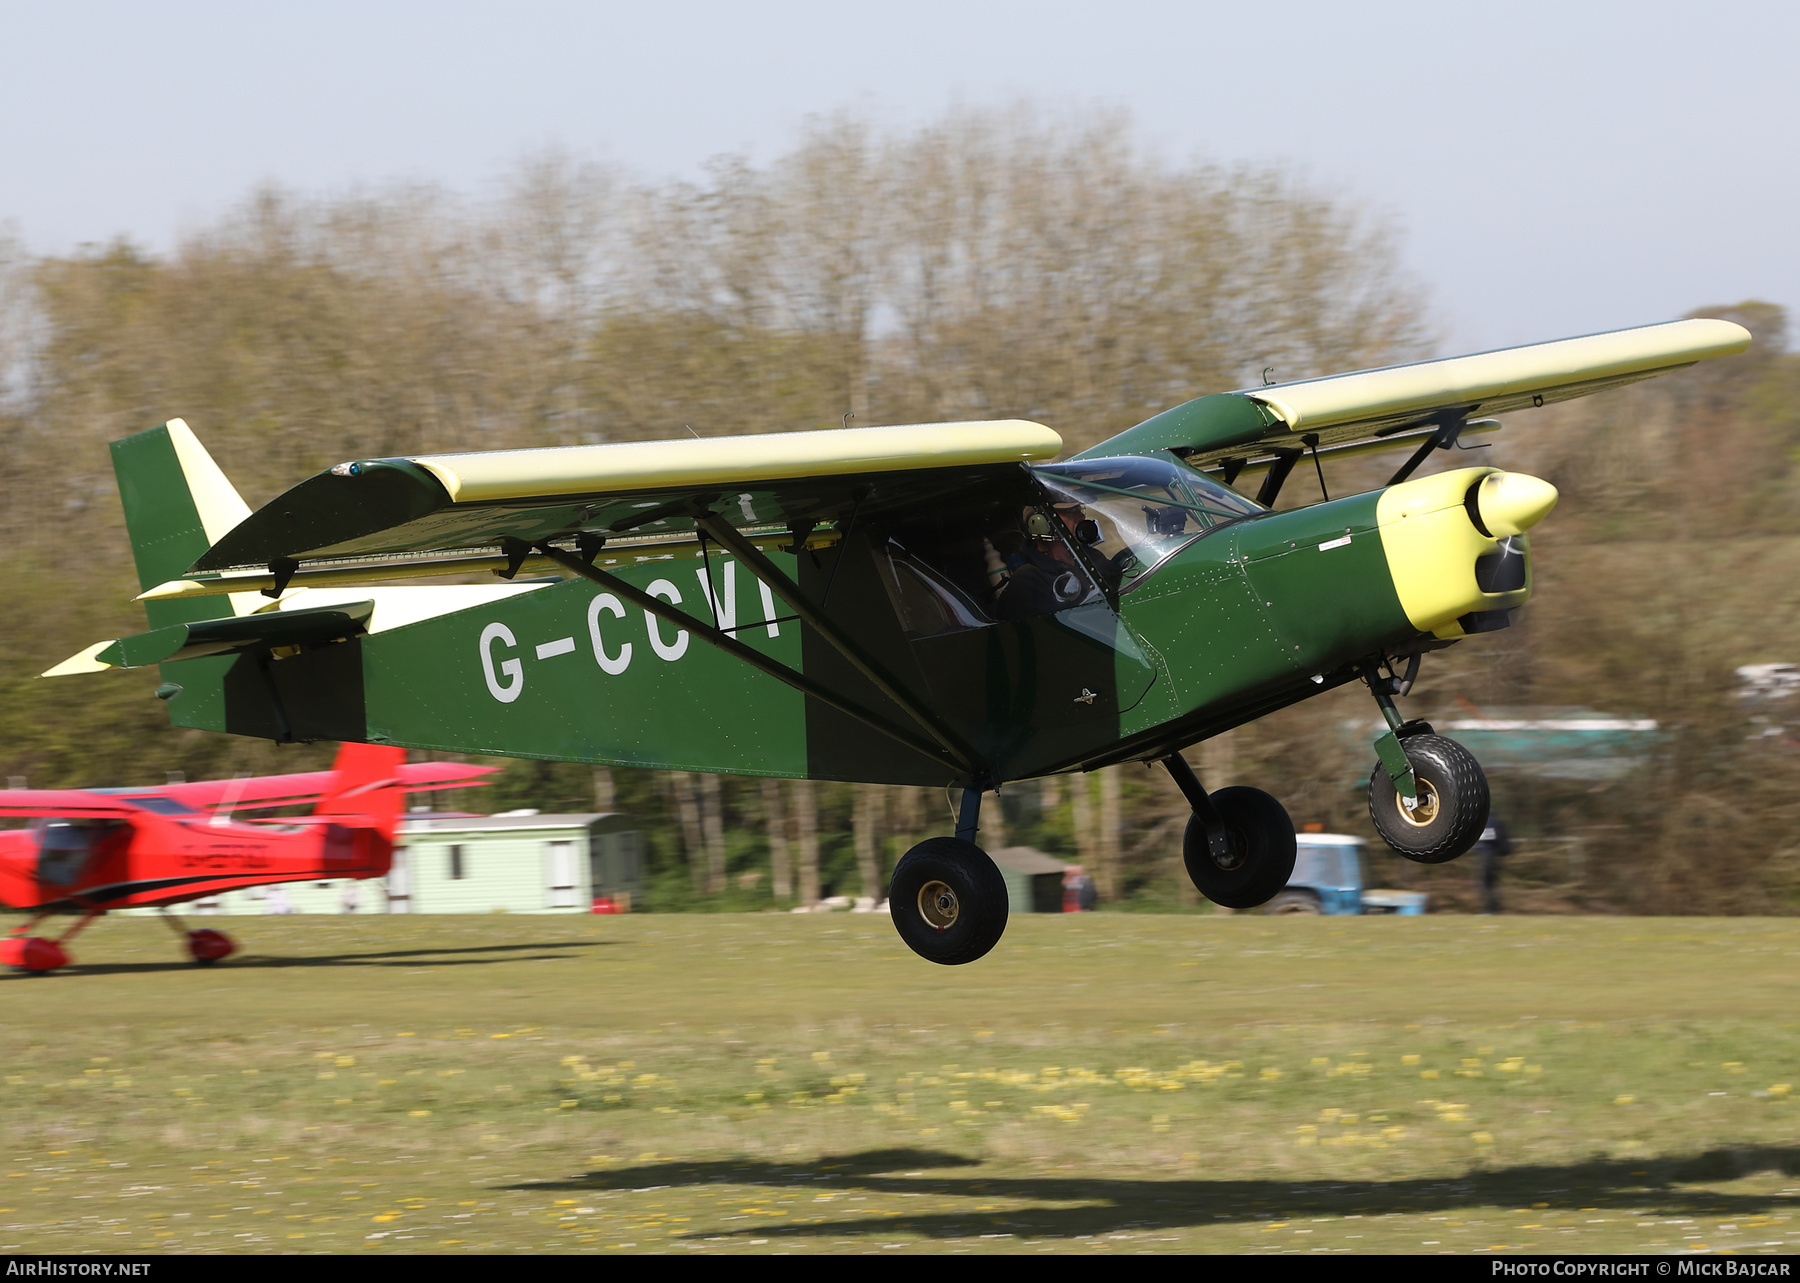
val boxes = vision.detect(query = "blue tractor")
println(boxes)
[1264,833,1428,915]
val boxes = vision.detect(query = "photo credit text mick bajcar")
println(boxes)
[1493,1265,1792,1277]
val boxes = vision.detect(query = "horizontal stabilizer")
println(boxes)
[93,601,374,669]
[153,758,496,812]
[42,641,118,678]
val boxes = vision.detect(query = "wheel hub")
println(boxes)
[1396,778,1441,828]
[917,879,959,930]
[1210,832,1247,872]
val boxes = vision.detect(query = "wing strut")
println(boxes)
[689,513,986,779]
[528,543,961,772]
[1387,412,1471,486]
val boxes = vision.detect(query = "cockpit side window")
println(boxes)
[36,819,112,887]
[875,501,1101,639]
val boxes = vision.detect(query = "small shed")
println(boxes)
[394,812,644,914]
[987,846,1068,914]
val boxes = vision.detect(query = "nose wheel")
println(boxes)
[1,937,70,974]
[1358,656,1491,864]
[1367,733,1489,862]
[1,909,103,974]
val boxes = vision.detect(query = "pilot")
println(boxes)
[985,507,1083,618]
[1053,501,1093,545]
[1054,498,1142,583]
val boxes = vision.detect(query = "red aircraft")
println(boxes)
[0,744,494,974]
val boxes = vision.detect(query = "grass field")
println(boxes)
[2,911,1798,1256]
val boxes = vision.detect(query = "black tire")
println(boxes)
[889,837,1009,966]
[193,957,218,967]
[1183,786,1296,909]
[1367,733,1489,863]
[1265,889,1323,915]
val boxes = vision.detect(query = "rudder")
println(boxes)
[110,420,253,628]
[315,743,409,839]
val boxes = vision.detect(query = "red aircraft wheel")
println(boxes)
[186,929,237,966]
[1,937,70,974]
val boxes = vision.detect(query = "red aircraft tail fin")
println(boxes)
[314,743,409,837]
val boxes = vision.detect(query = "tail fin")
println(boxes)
[110,419,254,628]
[314,743,409,838]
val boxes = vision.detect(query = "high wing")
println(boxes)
[1076,318,1753,474]
[137,321,1747,593]
[0,763,496,820]
[175,420,1060,583]
[0,791,153,820]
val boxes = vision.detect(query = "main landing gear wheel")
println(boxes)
[1368,733,1490,863]
[186,929,236,966]
[889,837,1009,966]
[1183,786,1297,909]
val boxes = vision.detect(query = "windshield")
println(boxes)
[1033,457,1262,594]
[126,795,194,815]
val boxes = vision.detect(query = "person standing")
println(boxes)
[1062,865,1097,912]
[1473,813,1512,913]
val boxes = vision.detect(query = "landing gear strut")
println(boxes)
[889,786,1010,965]
[1162,754,1296,908]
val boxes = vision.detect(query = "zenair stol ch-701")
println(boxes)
[46,318,1749,964]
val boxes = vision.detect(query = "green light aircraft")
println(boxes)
[49,318,1750,963]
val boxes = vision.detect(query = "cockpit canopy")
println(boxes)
[873,454,1261,640]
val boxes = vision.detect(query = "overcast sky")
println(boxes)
[2,0,1792,353]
